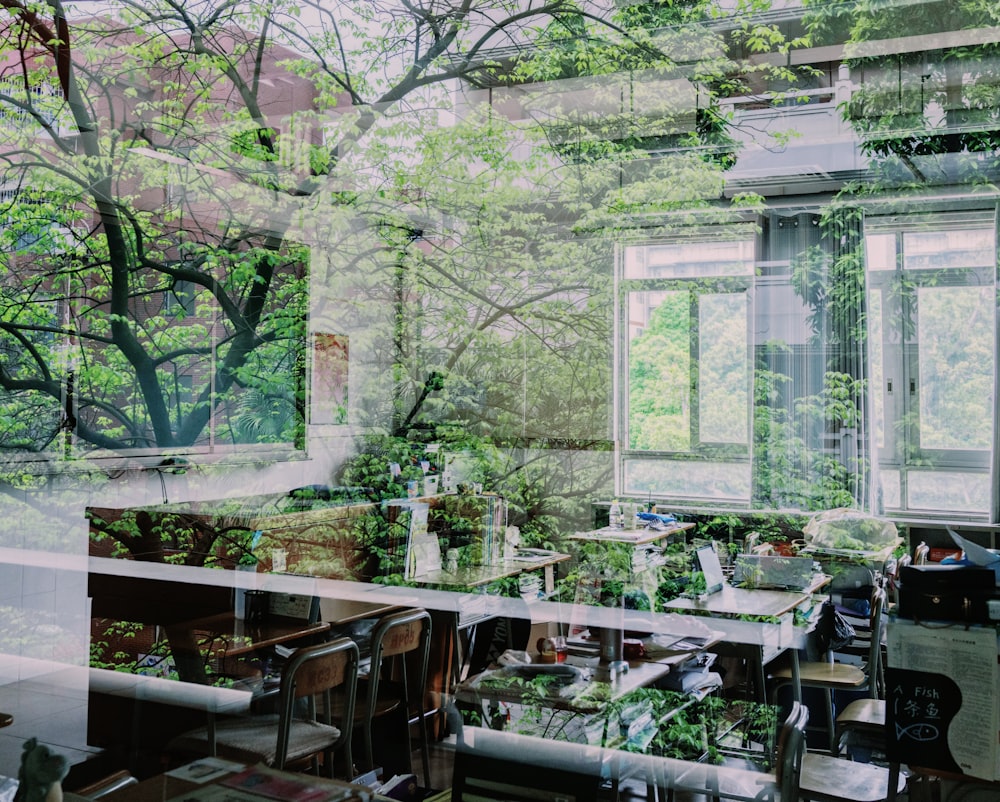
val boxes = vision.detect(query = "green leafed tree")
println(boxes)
[0,0,813,563]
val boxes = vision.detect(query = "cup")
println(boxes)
[536,636,567,664]
[243,590,270,626]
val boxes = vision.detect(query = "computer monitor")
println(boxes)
[694,544,726,595]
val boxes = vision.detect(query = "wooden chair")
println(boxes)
[671,702,905,802]
[351,608,433,785]
[667,701,808,802]
[770,587,886,755]
[801,728,908,802]
[834,696,885,759]
[169,636,359,778]
[834,583,888,701]
[887,553,910,613]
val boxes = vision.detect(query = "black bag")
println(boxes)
[898,564,995,624]
[807,599,857,660]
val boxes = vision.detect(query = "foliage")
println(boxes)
[88,501,264,566]
[805,0,1000,168]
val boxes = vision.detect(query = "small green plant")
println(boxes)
[686,570,707,598]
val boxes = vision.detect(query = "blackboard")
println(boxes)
[886,667,962,773]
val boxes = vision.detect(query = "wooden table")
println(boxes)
[662,579,827,618]
[320,597,402,626]
[68,760,371,802]
[187,614,331,662]
[566,523,695,547]
[455,633,718,752]
[411,552,570,687]
[663,575,830,703]
[456,658,674,715]
[411,551,570,594]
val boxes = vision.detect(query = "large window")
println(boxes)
[618,230,756,504]
[619,208,1000,522]
[866,212,997,517]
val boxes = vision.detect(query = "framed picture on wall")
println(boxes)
[310,333,349,424]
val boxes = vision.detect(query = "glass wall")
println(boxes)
[3,0,1000,783]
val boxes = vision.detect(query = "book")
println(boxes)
[167,785,277,802]
[375,774,420,801]
[166,757,246,784]
[220,766,364,802]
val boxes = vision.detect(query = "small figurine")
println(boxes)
[13,738,69,802]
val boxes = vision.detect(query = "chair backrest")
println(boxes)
[866,585,886,699]
[367,608,433,710]
[275,636,359,770]
[774,702,808,801]
[889,553,910,607]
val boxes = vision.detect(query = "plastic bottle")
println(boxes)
[609,500,622,529]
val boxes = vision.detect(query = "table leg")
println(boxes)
[886,762,900,802]
[543,565,555,596]
[790,649,802,703]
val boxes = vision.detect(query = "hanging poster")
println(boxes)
[886,619,999,781]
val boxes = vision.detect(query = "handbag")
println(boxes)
[806,599,857,660]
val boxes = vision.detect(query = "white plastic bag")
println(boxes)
[803,508,897,551]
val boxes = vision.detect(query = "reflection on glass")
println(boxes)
[865,233,896,271]
[879,469,901,509]
[868,289,885,450]
[904,230,994,270]
[623,458,751,501]
[627,290,690,451]
[908,471,991,514]
[624,240,754,279]
[699,293,748,445]
[917,286,993,451]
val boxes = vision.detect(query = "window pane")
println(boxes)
[917,286,994,451]
[904,229,994,270]
[699,293,748,444]
[627,290,690,451]
[623,240,754,279]
[865,233,896,272]
[907,471,991,514]
[879,469,901,509]
[622,457,751,501]
[868,289,885,450]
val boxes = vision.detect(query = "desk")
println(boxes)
[71,761,371,802]
[566,523,695,547]
[412,551,570,595]
[663,576,829,703]
[566,524,695,605]
[187,614,331,663]
[455,633,720,756]
[320,597,402,626]
[662,578,827,618]
[457,659,674,716]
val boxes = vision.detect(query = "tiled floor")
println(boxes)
[0,663,102,781]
